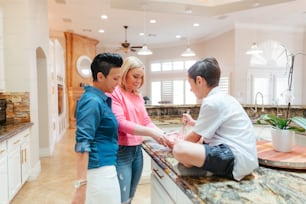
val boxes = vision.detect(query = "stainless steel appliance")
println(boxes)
[0,99,7,124]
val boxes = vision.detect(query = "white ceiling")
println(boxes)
[48,0,306,51]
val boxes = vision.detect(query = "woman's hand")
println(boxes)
[164,131,183,149]
[150,128,168,146]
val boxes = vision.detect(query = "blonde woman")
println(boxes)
[110,56,165,204]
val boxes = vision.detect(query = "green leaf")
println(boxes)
[256,114,306,132]
[291,117,306,132]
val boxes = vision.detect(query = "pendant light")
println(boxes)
[246,42,263,55]
[181,47,196,57]
[181,38,196,57]
[246,2,263,56]
[138,7,152,56]
[137,44,152,55]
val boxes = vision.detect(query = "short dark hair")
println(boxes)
[188,57,220,87]
[91,53,123,81]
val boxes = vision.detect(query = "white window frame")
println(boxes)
[149,59,230,105]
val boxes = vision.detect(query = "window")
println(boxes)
[151,81,161,105]
[149,60,229,105]
[151,63,161,72]
[161,62,172,71]
[151,80,196,105]
[173,80,184,104]
[219,77,229,95]
[185,81,196,104]
[150,60,196,72]
[248,40,291,105]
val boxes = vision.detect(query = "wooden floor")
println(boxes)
[11,129,150,204]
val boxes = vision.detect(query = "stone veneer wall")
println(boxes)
[0,92,30,123]
[146,104,306,122]
[146,105,200,122]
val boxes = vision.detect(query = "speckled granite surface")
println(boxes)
[143,139,306,204]
[0,122,33,142]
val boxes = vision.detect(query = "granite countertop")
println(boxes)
[0,122,33,143]
[143,139,306,204]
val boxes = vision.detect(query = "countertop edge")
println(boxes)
[142,139,204,204]
[0,122,34,143]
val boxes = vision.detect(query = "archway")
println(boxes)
[36,47,52,156]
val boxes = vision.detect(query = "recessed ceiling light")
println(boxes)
[176,35,182,39]
[150,19,156,23]
[193,23,200,27]
[99,29,105,33]
[139,32,145,36]
[101,15,108,19]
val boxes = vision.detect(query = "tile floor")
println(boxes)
[11,129,151,204]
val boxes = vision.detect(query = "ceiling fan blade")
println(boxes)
[131,46,143,49]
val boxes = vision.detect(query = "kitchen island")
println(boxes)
[143,139,306,204]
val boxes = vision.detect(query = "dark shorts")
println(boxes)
[202,144,235,179]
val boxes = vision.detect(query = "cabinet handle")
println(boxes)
[13,139,20,144]
[152,168,164,179]
[21,149,27,164]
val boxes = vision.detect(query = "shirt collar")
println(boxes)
[207,86,221,97]
[84,85,110,103]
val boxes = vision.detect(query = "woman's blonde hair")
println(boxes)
[120,56,145,91]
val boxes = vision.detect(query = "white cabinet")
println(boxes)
[0,141,8,204]
[0,128,30,203]
[7,133,22,199]
[20,130,30,184]
[151,160,193,204]
[151,174,175,204]
[140,148,151,184]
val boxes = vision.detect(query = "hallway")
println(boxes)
[11,129,150,204]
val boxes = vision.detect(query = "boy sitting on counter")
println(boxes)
[165,57,258,181]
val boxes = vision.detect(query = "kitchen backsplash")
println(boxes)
[0,92,30,123]
[146,104,306,122]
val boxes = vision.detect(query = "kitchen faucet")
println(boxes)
[254,91,264,113]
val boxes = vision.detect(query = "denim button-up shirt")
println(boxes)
[75,86,119,169]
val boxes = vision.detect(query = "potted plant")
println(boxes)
[256,114,306,152]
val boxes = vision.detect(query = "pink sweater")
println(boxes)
[110,86,155,146]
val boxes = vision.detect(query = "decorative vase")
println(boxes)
[271,128,295,152]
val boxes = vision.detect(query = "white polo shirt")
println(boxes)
[193,87,259,181]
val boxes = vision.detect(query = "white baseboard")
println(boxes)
[39,147,52,157]
[28,160,41,181]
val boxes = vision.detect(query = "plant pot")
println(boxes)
[271,128,295,152]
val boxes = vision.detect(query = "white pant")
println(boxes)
[86,165,121,204]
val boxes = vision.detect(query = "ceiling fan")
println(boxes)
[117,25,142,53]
